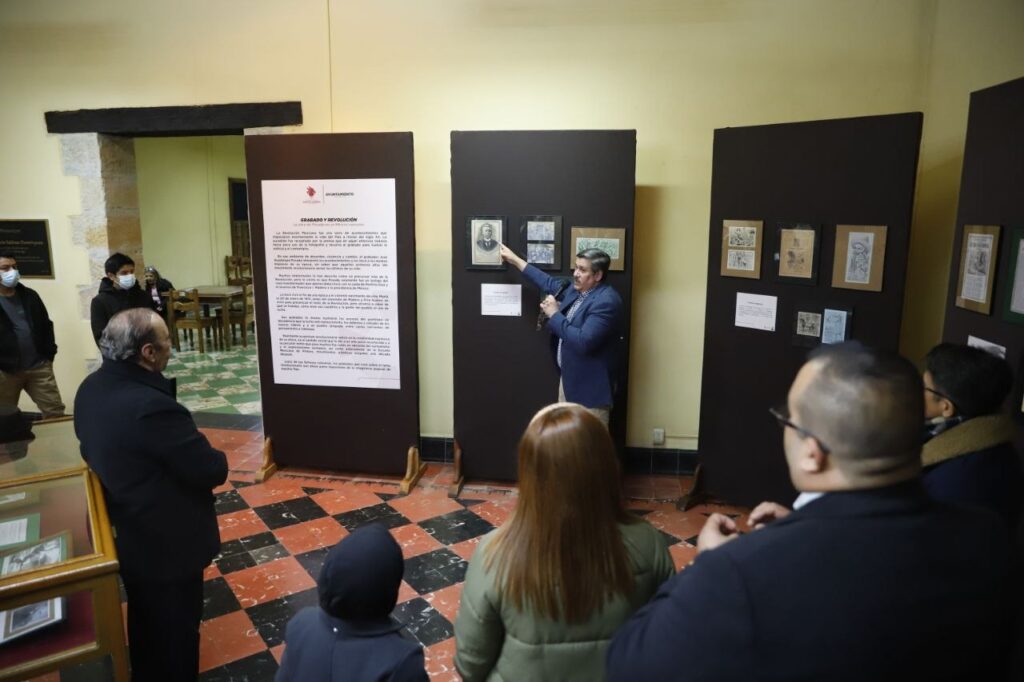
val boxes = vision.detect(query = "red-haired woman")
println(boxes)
[454,403,674,681]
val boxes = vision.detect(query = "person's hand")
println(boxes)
[696,513,739,554]
[539,295,559,317]
[747,501,791,529]
[499,244,526,271]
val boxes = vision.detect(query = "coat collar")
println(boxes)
[100,359,176,398]
[921,414,1016,468]
[317,610,404,638]
[777,479,930,523]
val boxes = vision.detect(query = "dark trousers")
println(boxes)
[123,573,205,681]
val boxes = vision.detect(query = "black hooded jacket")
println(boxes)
[89,278,156,345]
[0,284,57,372]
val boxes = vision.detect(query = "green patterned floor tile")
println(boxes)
[225,392,261,404]
[204,405,242,415]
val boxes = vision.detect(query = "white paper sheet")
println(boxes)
[481,284,522,317]
[735,292,777,332]
[0,518,28,547]
[967,335,1006,359]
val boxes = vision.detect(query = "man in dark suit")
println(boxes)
[607,344,1014,681]
[75,308,227,681]
[501,245,622,425]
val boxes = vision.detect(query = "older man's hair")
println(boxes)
[100,309,161,362]
[576,248,611,277]
[796,343,923,482]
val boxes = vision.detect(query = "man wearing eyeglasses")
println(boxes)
[608,343,1013,680]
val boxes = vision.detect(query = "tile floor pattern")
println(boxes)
[164,337,262,416]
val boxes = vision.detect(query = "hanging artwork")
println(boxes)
[720,219,763,279]
[774,222,820,285]
[466,216,506,270]
[520,215,562,271]
[831,224,887,292]
[955,224,1001,314]
[1000,227,1024,324]
[570,227,627,271]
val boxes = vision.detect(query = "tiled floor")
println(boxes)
[164,335,262,416]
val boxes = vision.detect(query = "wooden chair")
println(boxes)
[219,283,255,348]
[167,288,220,353]
[224,255,241,283]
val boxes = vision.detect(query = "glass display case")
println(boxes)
[0,419,127,681]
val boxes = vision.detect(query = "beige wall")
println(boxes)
[0,0,1022,445]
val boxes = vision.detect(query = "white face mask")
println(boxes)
[0,270,19,288]
[118,273,136,290]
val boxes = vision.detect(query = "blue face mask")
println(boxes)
[0,269,19,288]
[118,273,136,290]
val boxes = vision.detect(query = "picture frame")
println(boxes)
[570,227,627,271]
[0,597,65,645]
[0,219,56,279]
[831,224,887,292]
[0,512,40,551]
[1000,227,1024,325]
[720,219,763,279]
[466,216,506,270]
[821,307,853,345]
[520,215,563,272]
[0,531,70,645]
[0,530,71,577]
[792,307,823,347]
[955,224,1001,314]
[773,222,820,285]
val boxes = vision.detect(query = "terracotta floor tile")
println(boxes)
[388,493,464,523]
[669,542,698,571]
[310,486,385,515]
[270,643,286,664]
[397,580,419,605]
[448,536,484,562]
[218,508,271,543]
[390,523,445,559]
[469,499,515,527]
[204,563,221,581]
[225,556,317,609]
[644,509,708,542]
[424,582,463,625]
[274,516,348,555]
[424,637,459,680]
[237,479,306,507]
[213,481,234,495]
[198,610,267,672]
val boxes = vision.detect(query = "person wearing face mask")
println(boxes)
[0,253,64,417]
[89,253,157,346]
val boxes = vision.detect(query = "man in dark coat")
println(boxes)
[607,344,1014,681]
[0,253,64,416]
[276,524,427,682]
[89,252,156,345]
[75,308,227,681]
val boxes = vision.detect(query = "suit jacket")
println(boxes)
[276,610,427,682]
[521,264,623,408]
[74,360,227,582]
[0,284,57,372]
[607,481,1014,681]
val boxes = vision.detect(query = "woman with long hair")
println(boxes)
[454,403,674,681]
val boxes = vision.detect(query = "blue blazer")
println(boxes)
[276,609,427,682]
[607,481,1014,681]
[522,264,624,408]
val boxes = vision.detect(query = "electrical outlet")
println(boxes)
[653,428,665,446]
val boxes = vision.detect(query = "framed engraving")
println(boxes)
[0,531,70,645]
[520,215,562,272]
[466,216,506,270]
[831,225,887,292]
[570,227,627,271]
[720,219,763,279]
[955,224,1001,314]
[821,307,853,344]
[793,309,823,347]
[774,222,819,285]
[1000,227,1024,325]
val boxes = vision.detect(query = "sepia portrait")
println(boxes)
[466,216,506,270]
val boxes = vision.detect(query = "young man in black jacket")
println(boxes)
[89,252,155,345]
[0,253,64,417]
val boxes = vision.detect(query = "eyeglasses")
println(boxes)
[924,386,957,411]
[768,405,831,454]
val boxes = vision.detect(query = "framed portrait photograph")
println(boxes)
[720,220,763,279]
[1000,228,1024,325]
[955,224,1001,314]
[520,215,562,271]
[0,531,71,577]
[773,222,820,285]
[831,225,887,292]
[570,227,627,271]
[821,307,853,344]
[466,216,506,270]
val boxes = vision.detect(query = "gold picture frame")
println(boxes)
[955,224,1001,315]
[720,219,763,279]
[831,225,887,292]
[569,227,627,271]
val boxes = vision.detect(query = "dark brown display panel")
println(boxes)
[699,113,923,507]
[452,130,636,482]
[941,76,1024,450]
[245,133,419,474]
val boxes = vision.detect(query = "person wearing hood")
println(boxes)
[276,524,428,682]
[922,342,1022,530]
[89,252,156,346]
[0,252,64,417]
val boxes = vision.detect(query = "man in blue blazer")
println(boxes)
[607,344,1015,681]
[501,244,623,424]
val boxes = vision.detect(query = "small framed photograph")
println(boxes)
[720,220,763,279]
[1000,227,1024,325]
[466,216,506,270]
[773,222,820,285]
[0,490,39,511]
[0,597,65,644]
[570,227,627,271]
[821,307,853,344]
[792,308,823,347]
[831,225,887,292]
[955,224,1001,314]
[0,531,71,577]
[520,215,562,271]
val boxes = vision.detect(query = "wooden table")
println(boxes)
[164,285,245,350]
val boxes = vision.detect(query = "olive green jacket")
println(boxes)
[454,520,674,682]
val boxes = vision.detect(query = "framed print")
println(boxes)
[570,227,627,271]
[0,597,65,644]
[720,219,763,279]
[955,224,1001,314]
[774,222,820,285]
[466,216,506,270]
[520,215,562,271]
[793,308,823,347]
[0,531,71,577]
[1000,227,1024,325]
[821,307,853,344]
[831,225,887,292]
